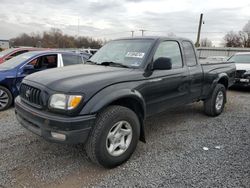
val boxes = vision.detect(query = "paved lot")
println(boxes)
[0,89,249,188]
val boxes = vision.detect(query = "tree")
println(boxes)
[223,20,250,48]
[200,38,212,47]
[11,28,104,49]
[224,31,243,47]
[239,31,248,47]
[243,20,250,47]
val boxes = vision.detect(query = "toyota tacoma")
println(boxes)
[15,37,236,168]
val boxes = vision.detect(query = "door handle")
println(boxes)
[148,78,163,82]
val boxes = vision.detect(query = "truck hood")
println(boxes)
[24,64,143,93]
[235,63,250,71]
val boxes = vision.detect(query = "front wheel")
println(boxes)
[204,84,226,116]
[0,86,13,111]
[85,105,140,168]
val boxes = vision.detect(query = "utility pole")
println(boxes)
[139,29,146,36]
[195,13,203,47]
[77,16,80,38]
[131,30,134,37]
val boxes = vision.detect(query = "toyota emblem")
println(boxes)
[25,89,31,98]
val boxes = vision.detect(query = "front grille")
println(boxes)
[20,84,43,107]
[235,70,246,78]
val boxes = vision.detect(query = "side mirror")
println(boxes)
[23,64,34,73]
[153,57,172,70]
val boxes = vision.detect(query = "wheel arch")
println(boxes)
[207,73,228,102]
[84,89,146,142]
[0,83,10,90]
[0,84,13,96]
[212,73,229,91]
[217,76,229,89]
[108,96,146,142]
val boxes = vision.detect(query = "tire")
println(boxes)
[0,86,13,111]
[85,105,140,168]
[204,84,226,116]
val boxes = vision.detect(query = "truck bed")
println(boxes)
[201,62,236,98]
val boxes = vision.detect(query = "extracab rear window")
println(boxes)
[182,41,197,66]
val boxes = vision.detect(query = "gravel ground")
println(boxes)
[0,89,249,188]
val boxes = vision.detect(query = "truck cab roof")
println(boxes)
[114,36,192,42]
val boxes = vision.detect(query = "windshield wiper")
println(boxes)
[100,61,130,68]
[86,60,97,65]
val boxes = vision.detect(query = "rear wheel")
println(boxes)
[85,105,140,168]
[0,86,13,111]
[204,84,226,116]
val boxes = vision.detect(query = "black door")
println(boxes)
[141,40,190,116]
[182,41,203,101]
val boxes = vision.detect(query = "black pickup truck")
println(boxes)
[15,37,236,168]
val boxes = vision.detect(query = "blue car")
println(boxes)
[0,51,88,111]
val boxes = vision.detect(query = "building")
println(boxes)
[196,47,250,59]
[0,39,10,49]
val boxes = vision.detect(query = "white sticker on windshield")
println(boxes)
[125,52,145,58]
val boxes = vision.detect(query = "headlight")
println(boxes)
[49,94,83,110]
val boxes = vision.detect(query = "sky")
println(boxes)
[0,0,250,46]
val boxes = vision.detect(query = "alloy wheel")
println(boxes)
[215,91,224,111]
[0,89,9,110]
[106,120,133,157]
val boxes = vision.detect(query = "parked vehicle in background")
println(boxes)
[15,37,235,168]
[82,48,98,55]
[0,48,43,64]
[227,52,250,87]
[55,49,91,59]
[80,51,92,59]
[69,50,92,59]
[0,51,87,111]
[200,56,228,64]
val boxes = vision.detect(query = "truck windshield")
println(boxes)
[228,54,250,64]
[89,39,154,68]
[0,52,34,69]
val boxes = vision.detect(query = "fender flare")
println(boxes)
[81,88,147,142]
[212,73,229,88]
[208,73,229,98]
[83,88,146,116]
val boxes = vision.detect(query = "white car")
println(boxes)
[82,49,98,55]
[227,52,250,87]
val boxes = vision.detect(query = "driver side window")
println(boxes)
[154,41,183,69]
[28,54,58,70]
[29,58,39,69]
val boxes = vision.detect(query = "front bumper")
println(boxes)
[15,96,96,144]
[234,78,250,87]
